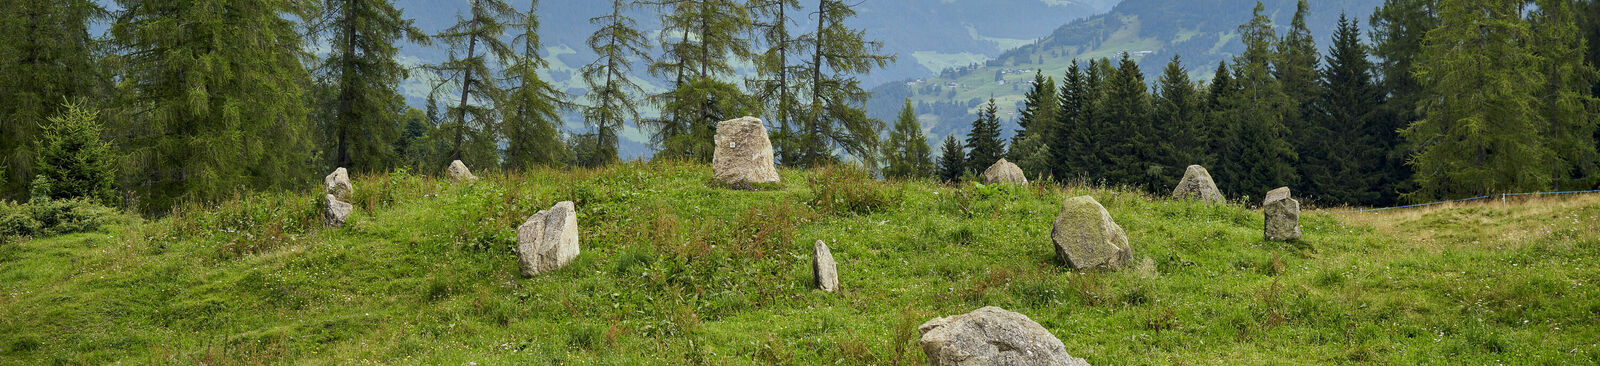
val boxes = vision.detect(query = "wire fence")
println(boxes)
[1338,189,1600,214]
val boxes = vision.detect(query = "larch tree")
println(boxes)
[580,0,651,167]
[748,0,805,165]
[793,0,894,168]
[112,0,319,210]
[429,0,518,169]
[1530,0,1600,190]
[316,0,429,173]
[646,0,756,162]
[883,99,934,179]
[0,0,108,200]
[502,0,570,170]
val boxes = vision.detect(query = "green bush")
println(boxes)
[33,100,118,205]
[806,165,900,215]
[0,198,122,239]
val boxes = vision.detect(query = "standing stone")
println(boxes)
[813,240,839,292]
[448,160,478,181]
[1263,187,1301,241]
[1051,195,1132,270]
[323,194,352,227]
[1171,165,1224,203]
[918,306,1092,366]
[516,201,581,276]
[324,167,353,201]
[712,116,780,186]
[980,158,1028,184]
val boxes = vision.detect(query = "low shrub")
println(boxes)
[0,198,124,240]
[807,165,900,215]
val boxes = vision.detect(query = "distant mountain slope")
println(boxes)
[865,0,1385,151]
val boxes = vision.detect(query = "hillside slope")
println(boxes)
[1,164,1597,364]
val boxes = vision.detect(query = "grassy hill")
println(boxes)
[2,163,1597,364]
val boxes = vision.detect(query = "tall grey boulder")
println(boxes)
[516,201,581,276]
[712,116,780,186]
[1263,187,1301,241]
[813,240,839,292]
[448,160,478,181]
[324,167,353,201]
[323,194,352,227]
[980,158,1028,185]
[1051,195,1132,270]
[1171,165,1224,203]
[918,306,1092,366]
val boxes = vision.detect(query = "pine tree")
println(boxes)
[317,0,429,173]
[1531,0,1600,190]
[112,0,319,210]
[883,99,934,179]
[749,0,804,165]
[1305,14,1393,205]
[580,0,652,167]
[502,0,570,170]
[1406,0,1550,200]
[793,0,893,168]
[646,0,755,162]
[429,0,518,169]
[34,100,116,205]
[1008,71,1058,177]
[1101,54,1157,191]
[1154,55,1203,176]
[1224,2,1299,198]
[966,99,1005,173]
[937,135,966,182]
[0,0,108,200]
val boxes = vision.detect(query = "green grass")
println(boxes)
[2,162,1597,364]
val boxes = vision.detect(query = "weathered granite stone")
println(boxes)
[981,158,1028,185]
[1171,165,1224,203]
[712,116,780,186]
[1263,187,1301,241]
[919,306,1092,366]
[813,240,839,292]
[1051,195,1132,270]
[516,201,580,276]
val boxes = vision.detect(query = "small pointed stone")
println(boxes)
[813,240,839,292]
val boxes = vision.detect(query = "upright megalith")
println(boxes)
[918,306,1092,366]
[1171,165,1224,203]
[323,194,352,227]
[981,158,1027,185]
[1263,187,1301,241]
[448,160,479,181]
[813,240,839,292]
[516,201,581,276]
[712,116,780,186]
[1051,195,1132,270]
[324,167,353,201]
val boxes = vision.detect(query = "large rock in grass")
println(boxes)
[1263,187,1301,241]
[323,194,352,227]
[813,240,839,292]
[1171,165,1224,203]
[516,201,580,276]
[918,306,1091,366]
[981,158,1027,185]
[1051,195,1132,270]
[324,167,352,201]
[712,116,780,186]
[448,160,478,181]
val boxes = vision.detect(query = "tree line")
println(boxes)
[882,0,1600,206]
[0,0,890,213]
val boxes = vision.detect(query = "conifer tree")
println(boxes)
[1531,0,1600,190]
[502,0,570,170]
[1204,61,1242,174]
[883,100,934,179]
[749,0,805,164]
[1223,2,1299,198]
[112,0,319,209]
[1101,54,1157,191]
[793,0,893,168]
[317,0,429,172]
[580,0,652,167]
[1154,55,1204,174]
[646,0,756,161]
[1009,71,1057,177]
[1406,0,1550,200]
[0,0,108,199]
[34,100,116,205]
[1276,0,1320,118]
[430,0,518,168]
[966,99,1005,173]
[1370,0,1439,158]
[1309,14,1392,205]
[937,135,966,182]
[1051,61,1092,181]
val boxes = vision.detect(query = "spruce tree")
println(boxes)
[1224,2,1299,198]
[1276,0,1320,119]
[1370,0,1439,188]
[502,0,570,170]
[580,0,652,167]
[1309,14,1391,205]
[793,0,893,168]
[318,0,429,172]
[884,100,934,179]
[749,0,804,165]
[1051,61,1092,181]
[1155,55,1204,175]
[1101,54,1157,191]
[1406,0,1550,200]
[1531,0,1600,190]
[937,135,966,183]
[0,1,108,200]
[430,0,518,168]
[112,0,319,209]
[966,99,1005,174]
[1009,71,1058,177]
[34,100,116,205]
[1204,61,1242,177]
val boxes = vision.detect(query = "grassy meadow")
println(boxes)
[1,162,1597,364]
